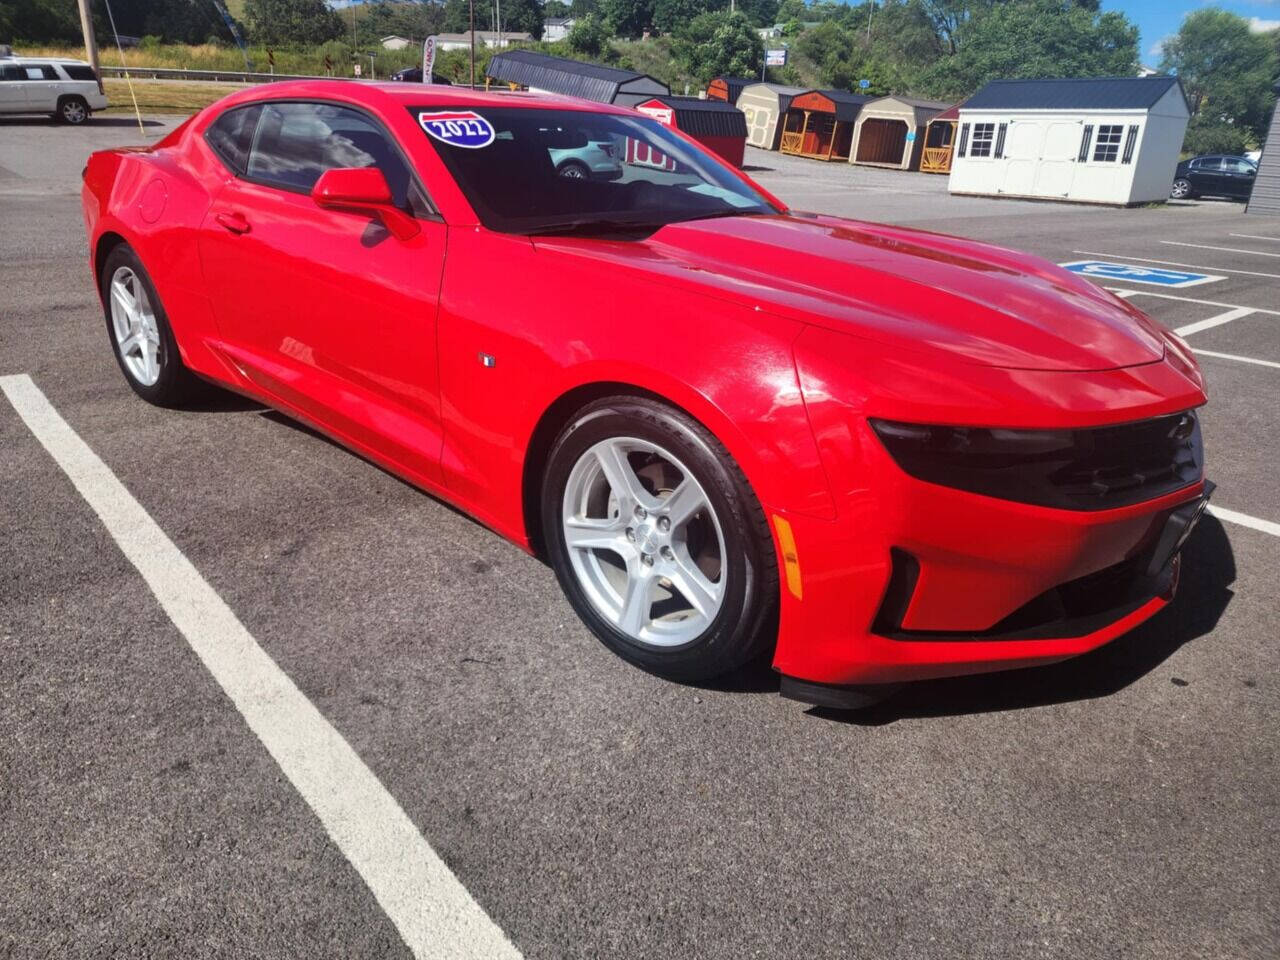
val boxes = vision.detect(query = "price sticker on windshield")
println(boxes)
[418,110,495,149]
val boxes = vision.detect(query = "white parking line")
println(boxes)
[1228,234,1280,243]
[0,374,521,960]
[1106,288,1280,318]
[1074,249,1280,281]
[1175,307,1255,337]
[1193,349,1280,371]
[1161,240,1280,259]
[1209,505,1280,538]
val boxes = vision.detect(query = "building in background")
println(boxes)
[380,35,413,51]
[436,31,533,52]
[486,50,668,106]
[850,96,950,170]
[779,90,872,162]
[1245,82,1280,215]
[635,95,749,167]
[948,76,1190,206]
[542,18,576,42]
[737,83,808,151]
[706,76,753,105]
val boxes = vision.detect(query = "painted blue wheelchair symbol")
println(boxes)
[1059,260,1224,288]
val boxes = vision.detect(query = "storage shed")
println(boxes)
[1245,85,1280,215]
[635,96,748,167]
[948,76,1190,205]
[737,83,808,151]
[919,101,962,174]
[485,50,668,107]
[779,90,873,161]
[850,96,950,170]
[706,76,753,104]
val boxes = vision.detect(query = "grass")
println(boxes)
[25,42,424,78]
[101,78,248,116]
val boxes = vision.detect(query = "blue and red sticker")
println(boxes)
[418,110,495,149]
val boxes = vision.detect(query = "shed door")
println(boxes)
[742,101,773,148]
[1033,121,1080,198]
[1000,120,1041,196]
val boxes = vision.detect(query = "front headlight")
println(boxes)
[869,412,1201,511]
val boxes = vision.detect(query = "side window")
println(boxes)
[968,122,995,158]
[1223,158,1255,175]
[206,104,262,175]
[23,65,58,80]
[1092,124,1123,162]
[0,66,22,81]
[63,64,98,82]
[246,101,414,211]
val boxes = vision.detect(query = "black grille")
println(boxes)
[1049,413,1201,506]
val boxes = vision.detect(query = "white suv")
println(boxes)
[0,55,109,124]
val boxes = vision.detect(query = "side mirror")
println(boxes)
[311,167,420,241]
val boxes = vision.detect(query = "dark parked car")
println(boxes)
[389,67,451,84]
[1171,155,1257,201]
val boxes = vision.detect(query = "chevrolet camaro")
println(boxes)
[81,82,1211,708]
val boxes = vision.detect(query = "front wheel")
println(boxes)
[542,397,778,682]
[1170,178,1194,200]
[57,96,89,124]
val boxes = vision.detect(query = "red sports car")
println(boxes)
[82,82,1211,708]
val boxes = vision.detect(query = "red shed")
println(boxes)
[635,96,748,168]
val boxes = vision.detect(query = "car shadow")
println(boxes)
[0,116,167,128]
[741,165,775,173]
[810,516,1236,725]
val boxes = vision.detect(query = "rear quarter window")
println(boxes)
[205,105,262,175]
[62,65,98,82]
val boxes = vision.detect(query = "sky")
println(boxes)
[1100,0,1276,64]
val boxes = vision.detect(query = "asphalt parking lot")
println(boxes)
[1,118,1277,959]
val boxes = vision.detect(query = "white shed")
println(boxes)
[948,76,1190,206]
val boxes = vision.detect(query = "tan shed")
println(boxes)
[737,82,809,152]
[850,96,951,170]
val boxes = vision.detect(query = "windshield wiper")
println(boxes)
[519,218,673,237]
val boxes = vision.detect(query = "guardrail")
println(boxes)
[99,65,355,84]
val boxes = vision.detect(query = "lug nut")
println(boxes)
[634,505,647,520]
[641,553,654,567]
[658,516,670,531]
[660,546,674,561]
[625,528,635,542]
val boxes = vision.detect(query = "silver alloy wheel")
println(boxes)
[558,163,587,179]
[562,436,726,647]
[109,265,163,386]
[1171,178,1191,199]
[62,99,87,123]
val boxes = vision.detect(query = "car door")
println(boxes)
[197,99,448,484]
[1194,156,1229,196]
[0,65,27,112]
[20,64,59,111]
[1220,157,1257,199]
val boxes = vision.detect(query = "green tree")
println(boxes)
[244,0,344,46]
[736,0,781,28]
[566,13,609,56]
[0,0,81,43]
[921,0,1138,100]
[599,0,654,38]
[1159,9,1278,143]
[654,0,723,35]
[444,0,544,38]
[544,0,571,15]
[673,10,762,82]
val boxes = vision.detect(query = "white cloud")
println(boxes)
[1248,17,1280,32]
[1147,35,1172,59]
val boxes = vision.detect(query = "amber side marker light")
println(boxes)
[772,514,803,600]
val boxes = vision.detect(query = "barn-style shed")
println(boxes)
[948,76,1190,205]
[850,96,951,170]
[779,90,873,161]
[485,50,668,107]
[737,83,808,151]
[706,76,753,105]
[919,102,963,174]
[635,96,749,167]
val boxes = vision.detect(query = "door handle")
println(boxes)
[215,211,251,234]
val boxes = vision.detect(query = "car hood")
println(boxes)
[537,213,1166,372]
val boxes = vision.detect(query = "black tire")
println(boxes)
[57,95,89,125]
[100,244,204,406]
[1171,177,1195,200]
[542,396,778,682]
[557,160,590,180]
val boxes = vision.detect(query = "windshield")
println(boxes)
[410,105,776,234]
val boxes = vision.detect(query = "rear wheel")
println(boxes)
[1170,177,1194,200]
[542,397,778,682]
[557,160,589,180]
[100,244,203,406]
[57,95,89,125]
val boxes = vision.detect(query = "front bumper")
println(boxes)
[769,442,1210,690]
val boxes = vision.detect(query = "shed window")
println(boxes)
[1092,124,1124,162]
[1121,125,1139,164]
[969,122,995,158]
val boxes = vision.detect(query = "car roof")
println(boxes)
[5,56,90,65]
[218,80,638,117]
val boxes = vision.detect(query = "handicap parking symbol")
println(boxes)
[1059,260,1225,288]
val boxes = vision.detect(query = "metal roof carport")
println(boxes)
[635,96,749,167]
[737,83,808,151]
[485,50,668,106]
[850,96,950,170]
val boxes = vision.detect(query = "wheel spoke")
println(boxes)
[141,339,159,381]
[666,549,721,619]
[662,479,707,529]
[564,516,627,553]
[119,330,144,357]
[110,285,135,328]
[595,441,656,510]
[616,567,652,636]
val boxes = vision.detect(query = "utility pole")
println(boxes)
[469,0,476,88]
[75,0,102,94]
